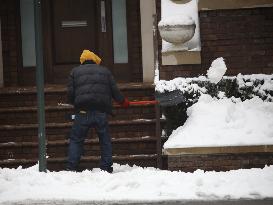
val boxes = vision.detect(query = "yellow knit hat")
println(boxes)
[80,50,102,65]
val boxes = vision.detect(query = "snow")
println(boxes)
[238,74,273,89]
[158,14,195,26]
[1,164,273,203]
[156,56,273,149]
[160,0,201,52]
[2,74,273,204]
[155,61,273,102]
[155,73,273,101]
[154,61,159,84]
[164,94,273,148]
[206,57,227,84]
[1,2,272,203]
[155,75,207,93]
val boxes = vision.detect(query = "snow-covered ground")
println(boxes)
[1,163,273,203]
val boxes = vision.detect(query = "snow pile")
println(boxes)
[155,76,207,94]
[207,57,227,84]
[158,14,195,26]
[164,94,273,149]
[1,164,273,203]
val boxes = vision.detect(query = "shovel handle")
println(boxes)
[129,100,158,105]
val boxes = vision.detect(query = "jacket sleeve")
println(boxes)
[109,74,125,103]
[67,71,75,105]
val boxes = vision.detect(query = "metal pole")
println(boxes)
[34,0,46,172]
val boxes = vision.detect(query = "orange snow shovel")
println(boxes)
[128,90,186,107]
[129,100,159,105]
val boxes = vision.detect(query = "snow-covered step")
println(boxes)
[0,136,157,148]
[0,103,156,125]
[0,83,164,170]
[0,83,155,108]
[0,119,159,136]
[0,154,158,171]
[0,136,158,159]
[0,120,159,152]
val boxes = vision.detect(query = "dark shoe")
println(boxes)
[100,167,113,173]
[65,167,77,172]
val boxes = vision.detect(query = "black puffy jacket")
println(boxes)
[67,61,124,114]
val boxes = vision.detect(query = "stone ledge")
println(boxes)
[164,145,273,155]
[162,51,201,65]
[199,0,273,10]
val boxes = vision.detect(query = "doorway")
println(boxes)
[43,0,138,84]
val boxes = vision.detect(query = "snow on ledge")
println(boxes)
[158,14,195,27]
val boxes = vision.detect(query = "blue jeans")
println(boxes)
[67,110,112,171]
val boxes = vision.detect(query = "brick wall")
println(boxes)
[167,153,273,172]
[157,2,273,80]
[0,0,20,86]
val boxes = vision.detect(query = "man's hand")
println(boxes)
[120,98,130,108]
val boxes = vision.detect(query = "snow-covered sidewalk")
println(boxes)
[1,164,273,203]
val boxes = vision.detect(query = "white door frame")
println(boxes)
[140,0,156,83]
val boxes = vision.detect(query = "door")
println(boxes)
[44,0,98,84]
[43,0,136,84]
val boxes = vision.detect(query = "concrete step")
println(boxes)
[0,118,162,142]
[0,83,163,171]
[0,154,159,171]
[0,103,156,125]
[0,136,158,160]
[0,83,155,108]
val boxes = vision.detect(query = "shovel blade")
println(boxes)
[155,90,186,106]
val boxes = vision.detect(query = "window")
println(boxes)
[20,0,36,67]
[112,0,128,64]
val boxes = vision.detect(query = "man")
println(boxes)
[67,50,129,173]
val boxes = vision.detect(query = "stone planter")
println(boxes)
[158,15,196,45]
[158,24,196,44]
